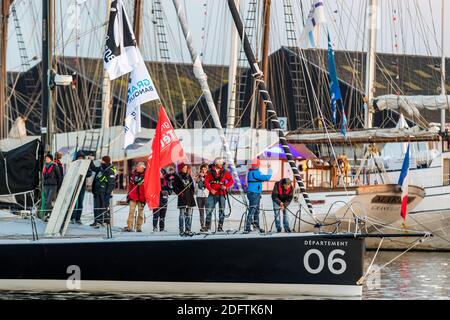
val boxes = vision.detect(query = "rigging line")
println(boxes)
[409,0,435,56]
[151,0,178,125]
[59,0,78,132]
[174,0,247,202]
[325,3,367,93]
[200,0,207,58]
[306,8,366,122]
[364,235,431,280]
[157,3,189,123]
[287,49,319,130]
[329,2,433,126]
[415,0,441,56]
[295,48,354,203]
[407,214,450,246]
[228,0,318,218]
[357,237,384,285]
[427,0,442,66]
[180,93,204,129]
[233,79,259,128]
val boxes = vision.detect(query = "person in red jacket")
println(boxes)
[124,162,146,232]
[204,157,234,232]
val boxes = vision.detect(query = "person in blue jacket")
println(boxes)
[244,158,272,232]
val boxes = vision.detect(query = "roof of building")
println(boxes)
[6,47,450,133]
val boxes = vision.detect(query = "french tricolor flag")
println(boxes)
[398,144,410,220]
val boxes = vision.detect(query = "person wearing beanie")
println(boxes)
[173,162,196,236]
[204,157,234,232]
[41,153,62,221]
[152,168,173,232]
[70,151,92,224]
[102,155,111,164]
[271,178,294,233]
[54,151,64,177]
[124,162,146,232]
[89,154,117,228]
[75,150,85,159]
[244,158,272,233]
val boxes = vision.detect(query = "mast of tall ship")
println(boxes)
[440,0,447,133]
[364,0,377,129]
[226,0,239,130]
[41,0,53,155]
[0,1,12,139]
[258,0,271,129]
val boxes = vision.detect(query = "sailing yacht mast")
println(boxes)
[226,0,240,129]
[41,0,53,154]
[172,0,246,198]
[0,0,12,139]
[364,0,377,129]
[440,0,446,132]
[227,0,316,217]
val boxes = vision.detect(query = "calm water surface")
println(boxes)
[0,252,448,300]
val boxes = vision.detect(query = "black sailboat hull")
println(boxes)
[0,234,365,296]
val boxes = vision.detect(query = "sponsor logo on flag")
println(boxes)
[103,0,160,148]
[144,107,187,209]
[124,54,160,149]
[104,0,139,80]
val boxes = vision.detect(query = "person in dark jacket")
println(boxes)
[153,169,172,232]
[124,162,146,232]
[271,178,294,233]
[71,151,92,224]
[89,155,117,228]
[204,157,234,232]
[173,162,196,236]
[42,153,62,220]
[194,163,209,232]
[245,158,272,232]
[54,151,64,177]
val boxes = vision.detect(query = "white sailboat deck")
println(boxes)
[0,193,304,241]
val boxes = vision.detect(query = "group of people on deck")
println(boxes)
[124,157,294,235]
[42,151,294,235]
[41,151,117,228]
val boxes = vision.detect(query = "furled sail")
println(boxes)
[373,94,450,119]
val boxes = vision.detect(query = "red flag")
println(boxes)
[145,106,187,209]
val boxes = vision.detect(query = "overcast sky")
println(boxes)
[6,0,450,72]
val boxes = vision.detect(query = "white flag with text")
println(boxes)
[124,53,160,149]
[299,1,326,48]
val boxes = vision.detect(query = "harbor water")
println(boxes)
[0,251,448,300]
[0,194,448,300]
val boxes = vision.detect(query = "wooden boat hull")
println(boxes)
[333,184,425,226]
